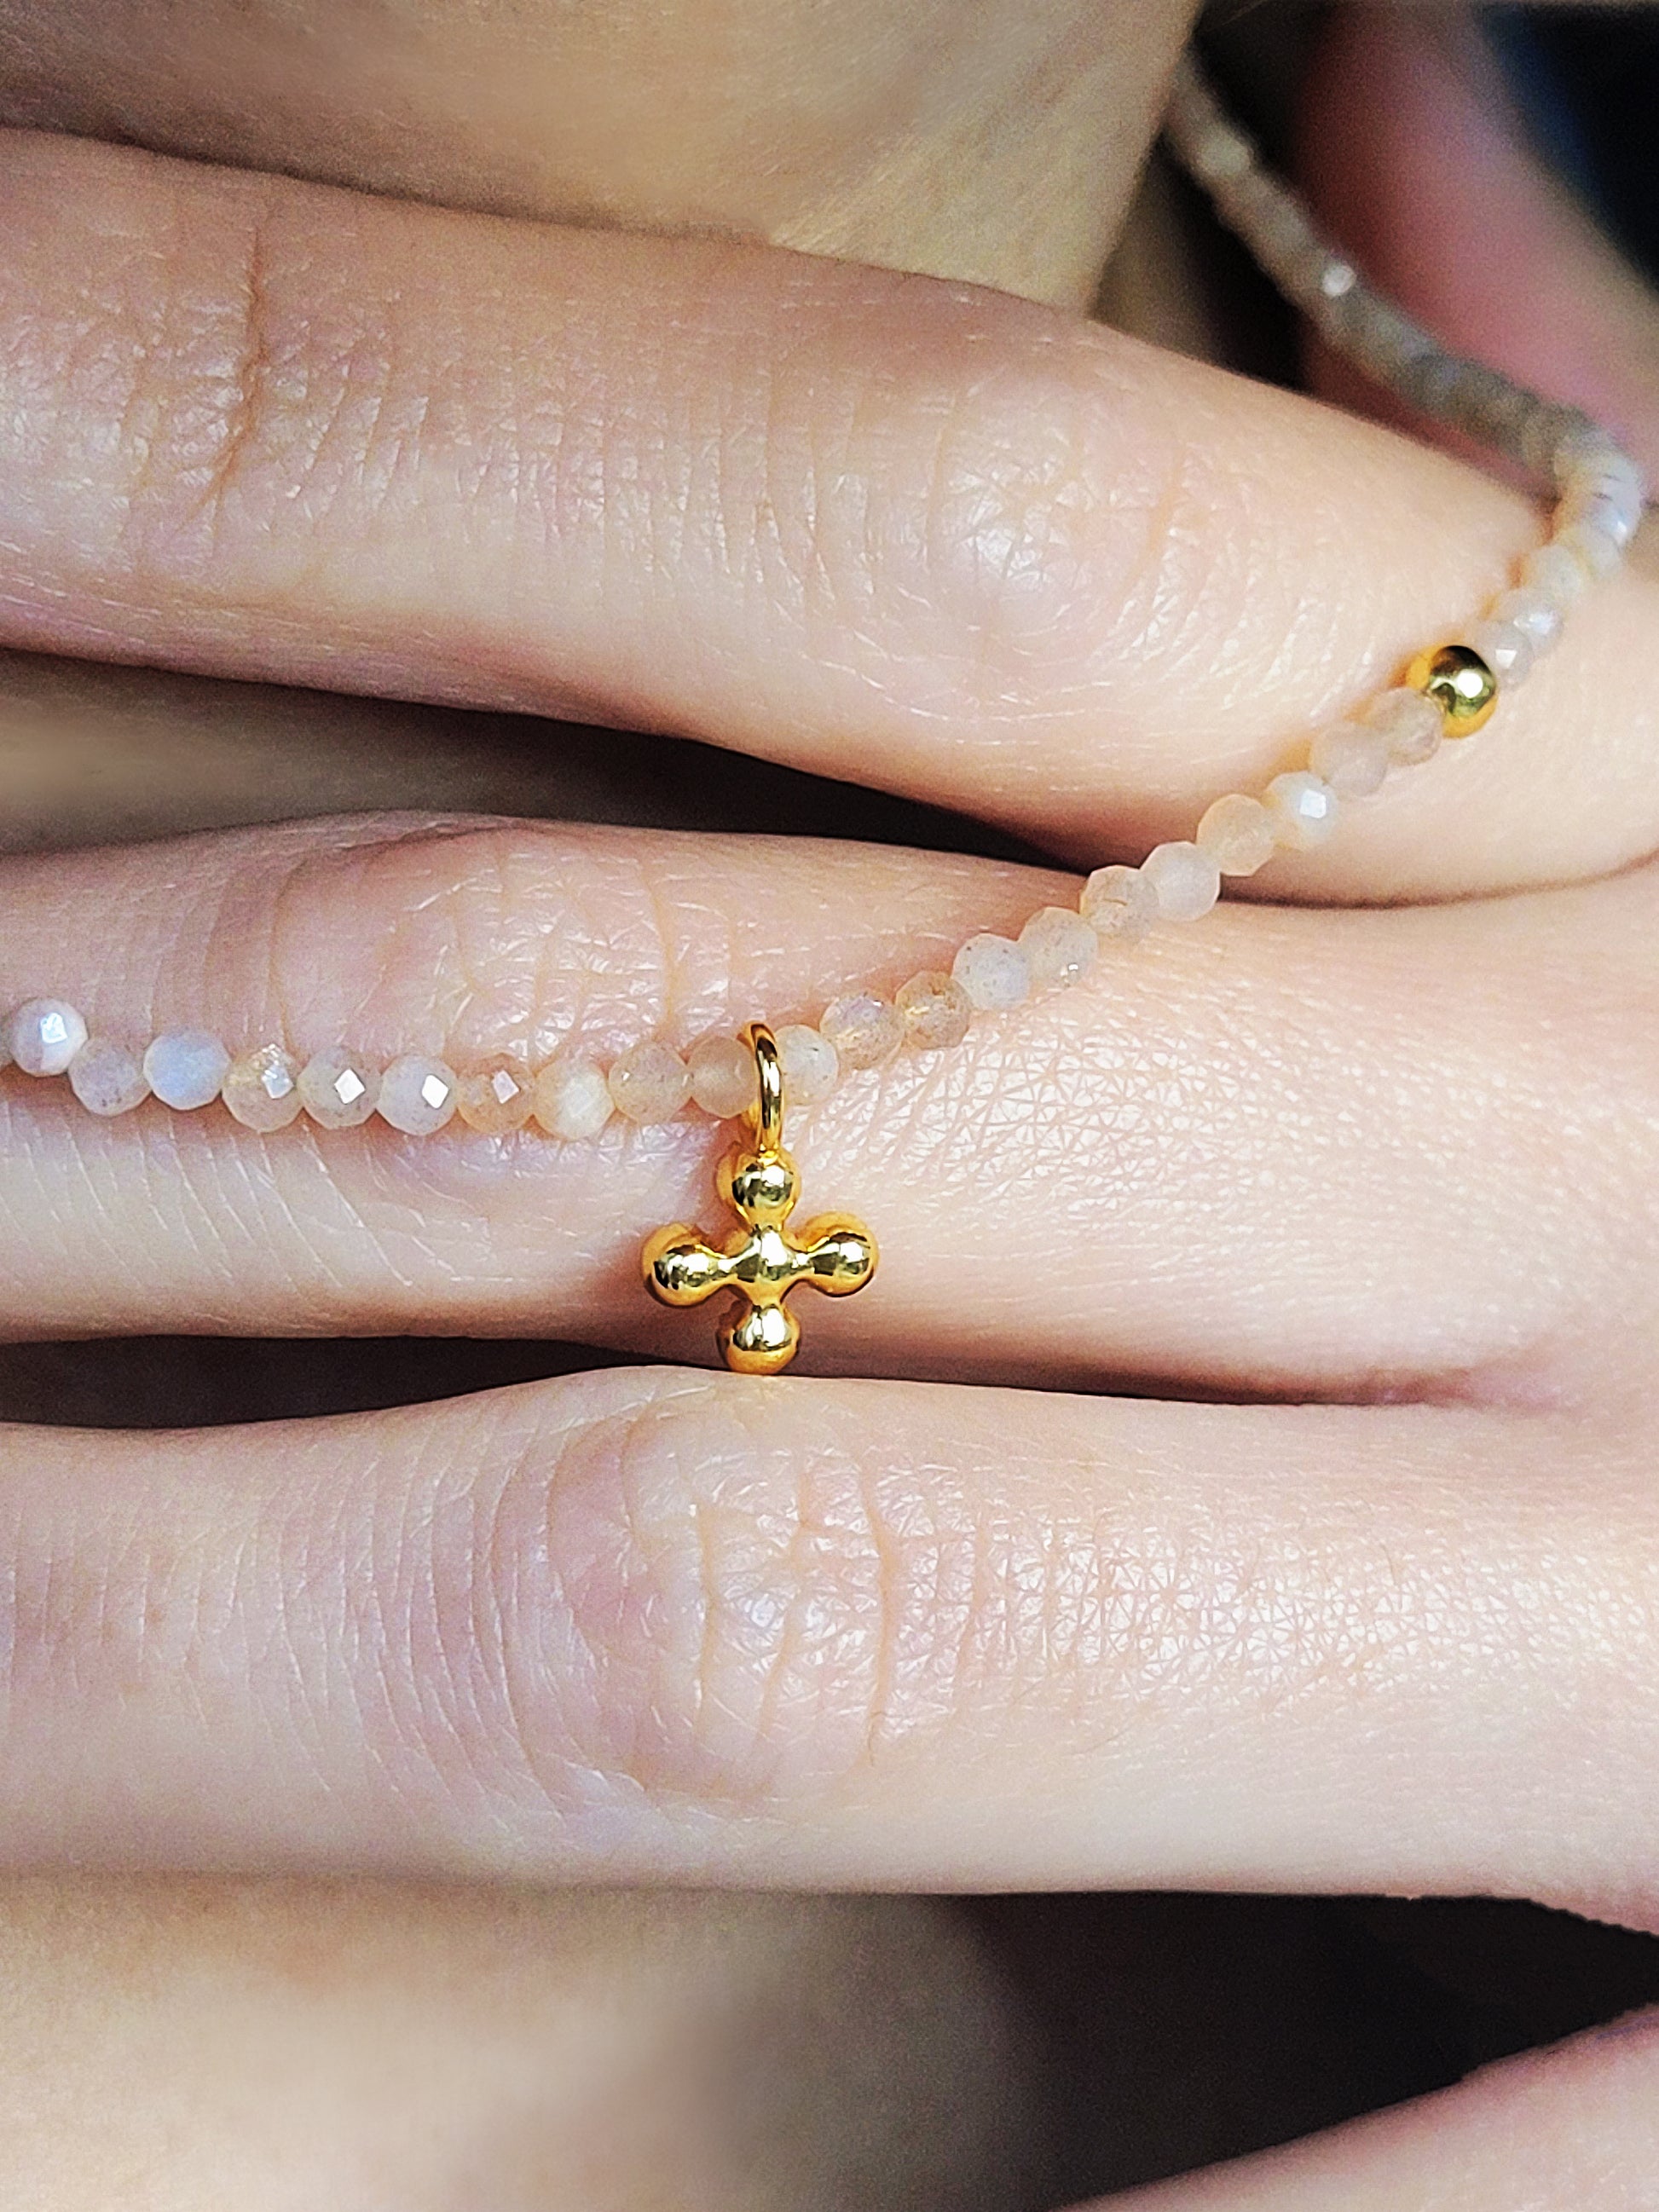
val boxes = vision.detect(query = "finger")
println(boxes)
[5,1367,1657,1912]
[1101,2013,1659,2210]
[2,816,1656,1402]
[0,129,1652,899]
[0,1880,1025,2212]
[1300,11,1659,486]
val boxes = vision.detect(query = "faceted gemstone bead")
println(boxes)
[1141,841,1221,921]
[1557,517,1621,582]
[1489,586,1564,656]
[223,1045,303,1131]
[532,1055,615,1141]
[1465,617,1533,686]
[1079,864,1159,939]
[68,1037,149,1117]
[688,1035,756,1120]
[1195,794,1277,875]
[1560,484,1641,549]
[1018,907,1099,988]
[608,1040,692,1124]
[299,1051,381,1129]
[895,971,973,1051]
[1521,541,1591,610]
[1264,771,1338,850]
[819,993,904,1070]
[457,1056,535,1135]
[1365,686,1442,767]
[144,1029,231,1111]
[378,1054,460,1135]
[9,998,88,1077]
[951,934,1031,1011]
[1308,720,1390,799]
[774,1025,839,1105]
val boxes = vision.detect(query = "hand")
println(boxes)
[2,5,1659,2206]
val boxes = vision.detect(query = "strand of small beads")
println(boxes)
[0,50,1646,1155]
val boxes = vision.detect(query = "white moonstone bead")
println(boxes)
[608,1040,692,1124]
[1080,864,1159,940]
[378,1054,460,1135]
[1141,841,1221,922]
[1264,771,1338,850]
[68,1037,149,1117]
[532,1055,615,1141]
[144,1029,231,1112]
[1309,719,1390,798]
[1465,617,1533,686]
[688,1034,756,1121]
[1365,686,1442,767]
[895,971,973,1050]
[1521,540,1592,610]
[1558,440,1644,505]
[456,1057,534,1135]
[1556,517,1622,582]
[298,1051,380,1129]
[951,933,1032,1010]
[223,1045,303,1131]
[1561,484,1642,549]
[1195,793,1277,875]
[1018,906,1099,988]
[819,993,904,1070]
[9,999,88,1077]
[1489,586,1564,656]
[775,1025,840,1105]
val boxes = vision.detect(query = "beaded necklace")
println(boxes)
[2,51,1645,1373]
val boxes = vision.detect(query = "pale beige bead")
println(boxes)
[774,1025,840,1105]
[1521,540,1592,609]
[820,992,904,1070]
[1309,719,1390,798]
[1264,771,1338,850]
[951,933,1031,1010]
[1557,517,1622,582]
[1079,864,1159,940]
[1365,686,1442,767]
[1195,793,1276,875]
[223,1044,303,1131]
[532,1055,615,1141]
[1560,483,1642,548]
[608,1040,692,1124]
[378,1054,460,1135]
[895,970,973,1051]
[1018,907,1099,988]
[1465,616,1534,686]
[1490,586,1564,656]
[9,998,88,1077]
[68,1037,149,1117]
[145,1029,231,1111]
[457,1056,535,1135]
[1142,840,1221,921]
[298,1051,381,1129]
[688,1034,756,1120]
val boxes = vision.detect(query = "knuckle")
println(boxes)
[257,818,724,1064]
[760,278,1193,705]
[495,1380,898,1811]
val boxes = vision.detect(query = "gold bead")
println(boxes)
[1406,643,1499,737]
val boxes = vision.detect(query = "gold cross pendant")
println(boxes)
[642,1024,877,1375]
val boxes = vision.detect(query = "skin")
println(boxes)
[3,0,1659,2203]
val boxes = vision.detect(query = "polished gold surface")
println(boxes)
[1408,643,1499,736]
[642,1024,877,1375]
